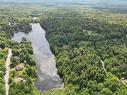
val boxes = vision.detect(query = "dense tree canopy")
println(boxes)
[0,3,127,95]
[40,7,127,95]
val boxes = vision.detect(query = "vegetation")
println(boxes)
[9,38,41,95]
[0,40,8,95]
[0,4,41,95]
[40,7,127,95]
[0,31,12,95]
[0,2,127,95]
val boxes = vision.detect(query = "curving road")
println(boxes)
[4,49,12,95]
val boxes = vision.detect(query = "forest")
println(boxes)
[0,2,127,95]
[39,6,127,95]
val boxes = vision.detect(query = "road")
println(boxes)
[4,49,12,95]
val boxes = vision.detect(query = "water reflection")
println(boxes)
[12,23,62,91]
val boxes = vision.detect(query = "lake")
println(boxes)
[11,23,63,91]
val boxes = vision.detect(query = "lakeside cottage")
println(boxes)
[14,77,25,83]
[15,64,24,71]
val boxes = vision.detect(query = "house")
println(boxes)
[15,64,24,71]
[14,77,24,83]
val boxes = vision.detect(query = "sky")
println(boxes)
[0,0,127,4]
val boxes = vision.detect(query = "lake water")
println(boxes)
[11,23,62,91]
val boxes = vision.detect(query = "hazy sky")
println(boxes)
[1,0,127,4]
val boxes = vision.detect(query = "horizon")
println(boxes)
[0,0,127,4]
